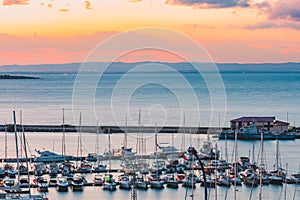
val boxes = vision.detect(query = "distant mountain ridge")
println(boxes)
[0,62,300,73]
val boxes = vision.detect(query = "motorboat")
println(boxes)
[74,161,92,173]
[269,175,283,185]
[93,174,104,186]
[219,124,295,140]
[56,177,69,192]
[48,178,57,187]
[285,173,300,184]
[85,153,97,162]
[33,163,47,176]
[135,176,148,189]
[0,167,5,178]
[18,164,29,175]
[201,176,216,188]
[19,177,30,193]
[48,163,59,176]
[7,168,17,178]
[155,143,183,159]
[33,149,72,163]
[164,174,179,188]
[71,175,84,191]
[118,175,132,189]
[150,179,164,189]
[3,179,15,193]
[217,174,231,187]
[60,161,74,176]
[150,159,167,174]
[182,173,197,188]
[148,173,164,189]
[198,136,220,160]
[92,164,107,173]
[37,178,49,192]
[103,174,117,190]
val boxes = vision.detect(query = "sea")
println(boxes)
[0,64,300,199]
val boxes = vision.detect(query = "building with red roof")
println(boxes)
[230,116,289,133]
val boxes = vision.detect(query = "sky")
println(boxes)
[1,0,300,65]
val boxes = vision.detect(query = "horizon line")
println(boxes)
[1,61,300,68]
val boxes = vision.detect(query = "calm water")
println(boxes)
[0,71,299,127]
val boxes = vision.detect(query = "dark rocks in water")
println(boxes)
[0,74,40,79]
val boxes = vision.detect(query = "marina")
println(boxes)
[0,129,299,199]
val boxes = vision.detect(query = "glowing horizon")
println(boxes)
[1,0,300,65]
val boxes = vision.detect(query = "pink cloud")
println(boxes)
[269,0,300,22]
[282,48,300,54]
[2,0,29,6]
[165,0,250,8]
[250,42,272,49]
[59,8,69,12]
[0,32,117,65]
[84,0,92,9]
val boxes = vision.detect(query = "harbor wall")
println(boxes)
[0,124,228,134]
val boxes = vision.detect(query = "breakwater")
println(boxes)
[0,124,229,134]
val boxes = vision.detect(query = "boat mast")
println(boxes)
[189,127,192,146]
[275,139,279,171]
[4,122,7,161]
[252,143,255,165]
[62,108,66,160]
[214,142,218,200]
[21,111,31,195]
[138,109,141,156]
[80,113,82,158]
[13,111,20,189]
[77,112,82,159]
[234,129,237,200]
[181,114,186,151]
[95,121,99,163]
[19,111,23,159]
[124,117,128,149]
[155,124,158,176]
[108,128,111,172]
[259,130,263,200]
[284,163,288,200]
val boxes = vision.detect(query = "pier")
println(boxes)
[0,124,229,134]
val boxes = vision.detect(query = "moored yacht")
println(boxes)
[33,149,72,163]
[103,174,117,190]
[37,178,49,192]
[71,175,84,191]
[135,175,148,190]
[118,175,132,189]
[56,177,69,192]
[93,174,104,186]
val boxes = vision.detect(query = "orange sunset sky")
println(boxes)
[0,0,300,65]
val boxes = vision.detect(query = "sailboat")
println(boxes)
[92,122,107,173]
[0,111,48,199]
[118,174,132,190]
[74,113,92,174]
[149,128,164,189]
[135,110,149,175]
[269,139,285,185]
[121,118,136,159]
[103,129,117,190]
[198,132,219,160]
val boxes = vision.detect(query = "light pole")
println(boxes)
[187,147,208,200]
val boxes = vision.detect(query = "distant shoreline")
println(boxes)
[0,62,299,73]
[0,74,40,79]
